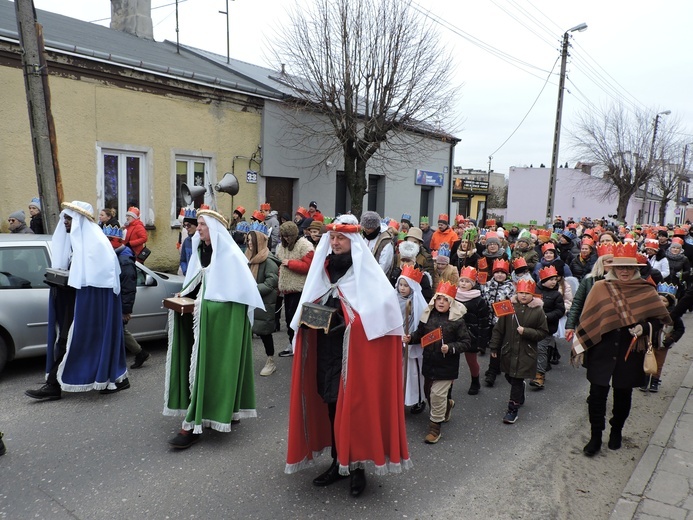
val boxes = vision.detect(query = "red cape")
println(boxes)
[285,303,411,476]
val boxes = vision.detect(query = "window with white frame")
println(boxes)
[100,148,148,224]
[175,156,211,211]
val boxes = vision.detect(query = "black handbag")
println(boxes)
[137,246,152,262]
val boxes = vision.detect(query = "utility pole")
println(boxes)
[546,23,587,227]
[642,110,671,224]
[15,0,61,233]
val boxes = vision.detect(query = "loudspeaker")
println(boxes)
[181,183,207,205]
[215,173,239,196]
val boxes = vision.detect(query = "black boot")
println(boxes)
[25,383,62,401]
[608,429,622,450]
[350,468,366,497]
[584,384,608,456]
[583,431,602,456]
[130,350,150,369]
[313,459,347,487]
[468,376,481,395]
[484,371,496,387]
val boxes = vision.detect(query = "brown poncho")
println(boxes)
[576,278,671,352]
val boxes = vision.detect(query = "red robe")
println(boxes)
[285,298,411,476]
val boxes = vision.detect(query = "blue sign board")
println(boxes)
[415,169,444,187]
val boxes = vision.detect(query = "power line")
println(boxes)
[88,0,188,24]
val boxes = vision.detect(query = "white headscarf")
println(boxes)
[182,213,264,317]
[396,273,427,334]
[51,201,120,294]
[290,214,404,340]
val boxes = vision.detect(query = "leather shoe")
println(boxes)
[312,459,347,487]
[130,350,150,369]
[25,383,61,401]
[350,468,366,497]
[168,429,201,449]
[100,378,131,394]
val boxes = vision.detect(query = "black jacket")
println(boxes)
[536,283,565,334]
[116,246,137,314]
[458,295,490,353]
[411,309,471,381]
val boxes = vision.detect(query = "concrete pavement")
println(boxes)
[612,360,693,519]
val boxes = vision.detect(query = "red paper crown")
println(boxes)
[536,229,551,237]
[459,266,478,282]
[388,219,399,230]
[582,229,595,239]
[455,214,466,224]
[512,257,528,270]
[436,281,457,299]
[486,219,496,227]
[516,279,536,294]
[614,242,638,259]
[541,242,556,253]
[636,252,648,265]
[234,205,246,216]
[581,236,594,247]
[644,238,659,249]
[251,210,265,222]
[296,206,310,219]
[401,264,424,284]
[672,237,684,246]
[538,265,559,281]
[673,228,686,236]
[597,243,615,257]
[260,202,271,211]
[492,259,510,274]
[438,213,449,223]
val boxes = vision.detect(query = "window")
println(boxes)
[98,146,150,224]
[0,246,50,289]
[175,156,211,212]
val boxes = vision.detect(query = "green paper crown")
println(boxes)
[462,227,478,243]
[420,216,429,224]
[323,217,334,225]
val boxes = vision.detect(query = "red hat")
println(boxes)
[296,206,310,219]
[260,202,271,211]
[234,206,246,216]
[671,237,684,246]
[459,266,478,282]
[636,252,648,265]
[401,264,424,284]
[597,243,615,257]
[612,243,639,266]
[438,213,449,224]
[126,206,140,219]
[512,257,528,270]
[486,219,496,227]
[492,259,510,274]
[581,236,595,247]
[251,210,265,222]
[455,215,466,225]
[435,281,457,299]
[541,242,556,254]
[644,238,659,250]
[673,228,686,237]
[516,279,536,294]
[538,265,559,281]
[388,219,400,231]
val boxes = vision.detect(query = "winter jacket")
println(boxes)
[532,257,572,281]
[179,233,195,275]
[433,264,459,286]
[10,223,33,234]
[511,246,540,272]
[410,309,471,381]
[489,295,549,379]
[421,227,434,252]
[569,252,597,281]
[265,214,281,252]
[276,237,314,294]
[647,250,670,280]
[451,242,480,272]
[416,246,435,278]
[124,218,148,259]
[536,283,565,335]
[30,214,44,235]
[664,249,690,283]
[115,246,137,314]
[429,227,457,252]
[457,294,490,353]
[565,275,601,330]
[252,255,280,335]
[481,278,515,325]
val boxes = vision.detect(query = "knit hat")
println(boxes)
[29,197,41,210]
[485,234,501,246]
[398,240,419,260]
[279,221,299,238]
[307,220,324,232]
[126,206,140,219]
[360,211,381,230]
[9,209,26,223]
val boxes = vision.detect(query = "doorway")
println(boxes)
[265,177,294,218]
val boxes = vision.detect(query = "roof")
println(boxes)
[0,0,281,99]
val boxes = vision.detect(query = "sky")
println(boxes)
[29,0,693,175]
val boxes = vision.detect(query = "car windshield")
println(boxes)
[0,246,50,289]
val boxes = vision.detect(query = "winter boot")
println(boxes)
[444,399,455,422]
[260,356,276,376]
[608,428,622,450]
[424,421,442,444]
[639,375,651,392]
[583,430,602,456]
[503,401,519,424]
[484,371,497,387]
[549,346,561,365]
[468,376,481,395]
[530,372,545,389]
[350,468,367,497]
[649,377,660,393]
[130,349,150,369]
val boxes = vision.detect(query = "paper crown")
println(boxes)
[516,279,536,294]
[541,242,556,253]
[234,206,246,216]
[517,231,532,242]
[102,224,124,240]
[420,216,429,224]
[597,243,614,257]
[401,264,424,284]
[438,213,449,223]
[538,265,559,281]
[251,210,265,222]
[512,257,528,270]
[401,213,412,222]
[581,236,594,247]
[636,252,648,265]
[673,227,686,236]
[296,206,310,218]
[249,221,269,235]
[611,243,639,265]
[455,214,466,224]
[437,243,451,258]
[486,219,496,227]
[492,259,510,274]
[183,208,197,220]
[671,237,684,246]
[260,202,271,211]
[462,227,478,243]
[323,216,334,225]
[236,221,251,233]
[644,238,659,249]
[325,214,361,234]
[657,282,677,296]
[435,281,457,299]
[388,219,399,230]
[459,266,478,282]
[197,209,229,229]
[536,229,552,237]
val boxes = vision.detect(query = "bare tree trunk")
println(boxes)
[658,199,669,224]
[617,192,631,222]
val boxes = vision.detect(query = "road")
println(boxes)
[1,327,690,520]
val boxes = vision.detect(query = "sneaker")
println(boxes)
[260,356,276,376]
[278,346,294,358]
[503,409,518,424]
[410,401,426,414]
[639,376,651,392]
[649,377,660,393]
[25,383,62,401]
[168,429,201,449]
[530,372,545,389]
[130,350,150,369]
[100,378,131,394]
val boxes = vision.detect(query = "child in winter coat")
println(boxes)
[530,266,565,389]
[396,265,429,414]
[405,281,471,444]
[489,279,549,424]
[481,259,515,387]
[455,266,490,393]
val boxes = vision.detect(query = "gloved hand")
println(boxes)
[570,349,583,368]
[628,324,643,337]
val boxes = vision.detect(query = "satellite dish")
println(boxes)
[215,173,239,195]
[181,183,206,205]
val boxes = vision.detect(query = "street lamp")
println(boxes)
[546,23,588,226]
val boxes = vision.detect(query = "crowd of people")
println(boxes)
[16,197,690,494]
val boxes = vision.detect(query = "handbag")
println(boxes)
[137,246,152,262]
[643,323,658,376]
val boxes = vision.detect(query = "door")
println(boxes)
[265,177,295,218]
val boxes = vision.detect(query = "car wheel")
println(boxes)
[0,336,7,375]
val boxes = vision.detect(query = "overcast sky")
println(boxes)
[30,0,693,174]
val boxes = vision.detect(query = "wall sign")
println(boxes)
[246,170,258,184]
[415,169,444,187]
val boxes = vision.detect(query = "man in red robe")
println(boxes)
[285,214,411,497]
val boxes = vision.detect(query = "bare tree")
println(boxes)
[270,0,457,217]
[653,146,691,224]
[570,103,681,221]
[487,185,508,209]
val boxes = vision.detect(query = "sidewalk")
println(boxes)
[611,360,693,519]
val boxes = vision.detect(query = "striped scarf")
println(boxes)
[576,278,671,352]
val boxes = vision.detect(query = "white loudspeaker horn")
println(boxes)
[215,173,239,195]
[181,183,207,205]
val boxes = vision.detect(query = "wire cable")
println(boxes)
[89,0,188,24]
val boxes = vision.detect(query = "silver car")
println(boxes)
[0,234,185,374]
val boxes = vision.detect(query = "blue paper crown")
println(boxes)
[184,208,197,219]
[102,224,124,240]
[236,221,251,233]
[437,243,451,258]
[657,282,677,297]
[249,221,269,235]
[401,213,412,221]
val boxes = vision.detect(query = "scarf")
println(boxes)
[245,231,269,280]
[455,288,481,302]
[576,277,671,352]
[665,249,685,263]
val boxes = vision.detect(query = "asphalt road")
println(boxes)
[0,334,591,520]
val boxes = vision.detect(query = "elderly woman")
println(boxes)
[664,237,690,288]
[573,244,671,457]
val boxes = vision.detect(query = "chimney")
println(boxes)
[110,0,154,40]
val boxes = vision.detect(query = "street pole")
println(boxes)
[15,0,61,233]
[642,110,671,224]
[546,23,587,227]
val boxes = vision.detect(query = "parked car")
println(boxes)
[0,234,185,374]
